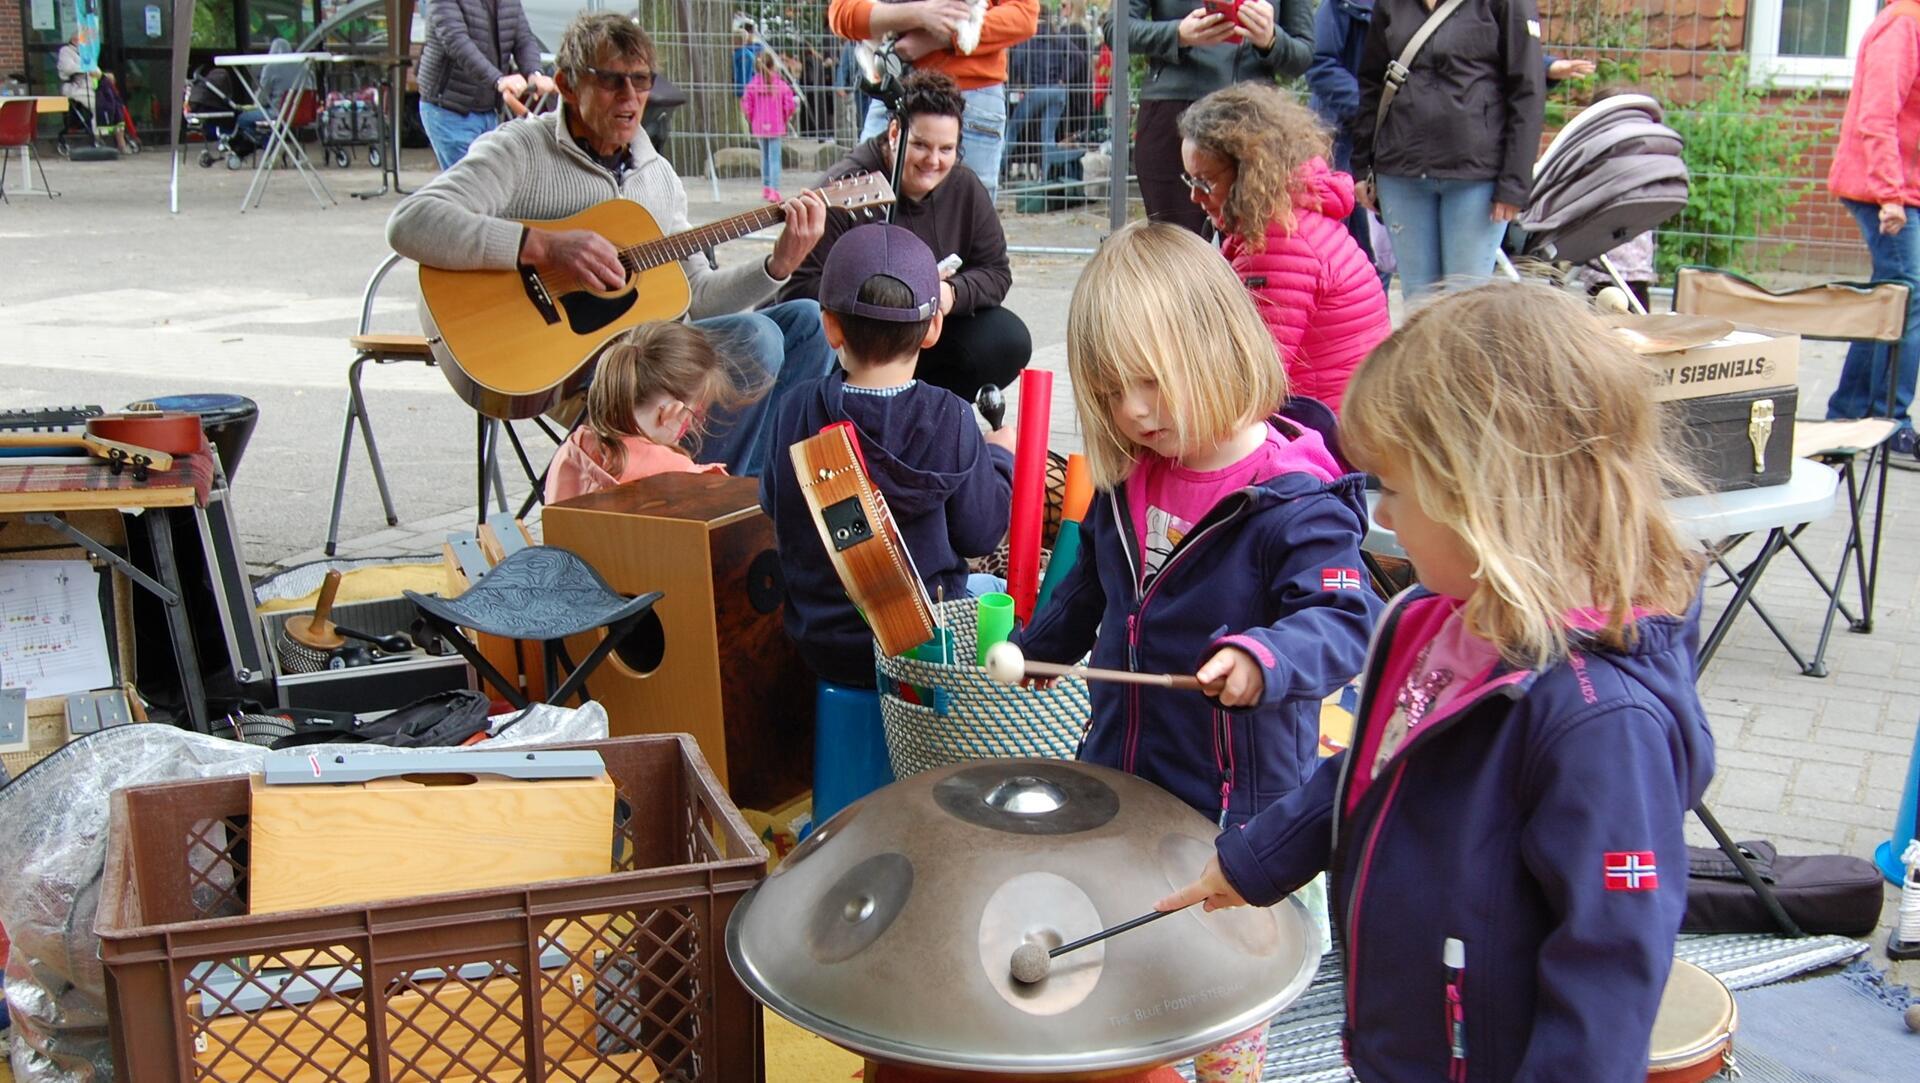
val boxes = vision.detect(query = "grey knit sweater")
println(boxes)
[386,107,784,320]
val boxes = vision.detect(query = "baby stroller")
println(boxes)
[1514,94,1690,313]
[183,64,260,170]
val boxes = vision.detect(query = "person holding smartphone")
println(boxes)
[1115,0,1315,236]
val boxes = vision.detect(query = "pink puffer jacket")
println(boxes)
[1223,158,1392,415]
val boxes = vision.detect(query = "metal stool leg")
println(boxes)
[354,359,402,528]
[423,610,530,710]
[325,357,368,557]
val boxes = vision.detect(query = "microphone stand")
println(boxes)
[857,42,911,224]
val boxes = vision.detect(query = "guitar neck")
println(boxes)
[622,204,786,272]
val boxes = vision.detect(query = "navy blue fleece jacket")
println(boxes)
[1218,588,1714,1083]
[761,372,1013,686]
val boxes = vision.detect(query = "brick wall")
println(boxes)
[1,0,25,76]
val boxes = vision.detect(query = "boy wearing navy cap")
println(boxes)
[761,224,1019,687]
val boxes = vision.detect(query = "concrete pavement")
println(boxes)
[4,145,1918,986]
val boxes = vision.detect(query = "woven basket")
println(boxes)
[874,597,1090,779]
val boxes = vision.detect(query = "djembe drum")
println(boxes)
[726,758,1319,1079]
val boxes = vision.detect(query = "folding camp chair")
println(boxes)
[1673,267,1909,677]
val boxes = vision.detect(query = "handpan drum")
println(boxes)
[725,759,1319,1075]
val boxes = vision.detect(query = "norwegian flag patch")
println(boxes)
[1322,567,1364,591]
[1604,851,1659,892]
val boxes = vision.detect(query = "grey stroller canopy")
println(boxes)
[1519,93,1690,266]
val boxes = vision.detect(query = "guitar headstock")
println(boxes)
[816,172,897,215]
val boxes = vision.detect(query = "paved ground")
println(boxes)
[4,146,1918,987]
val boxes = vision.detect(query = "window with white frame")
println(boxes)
[1748,0,1878,88]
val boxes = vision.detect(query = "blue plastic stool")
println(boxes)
[1875,714,1920,884]
[813,680,894,827]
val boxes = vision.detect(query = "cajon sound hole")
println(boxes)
[402,773,479,787]
[607,608,666,677]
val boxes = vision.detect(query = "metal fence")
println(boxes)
[632,0,1863,278]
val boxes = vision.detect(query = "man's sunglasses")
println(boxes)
[583,67,655,92]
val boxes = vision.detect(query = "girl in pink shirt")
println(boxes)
[742,50,797,203]
[544,323,764,505]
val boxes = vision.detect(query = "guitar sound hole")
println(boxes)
[557,286,641,335]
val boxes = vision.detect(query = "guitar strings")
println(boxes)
[529,175,889,296]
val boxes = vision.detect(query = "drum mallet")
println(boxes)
[1009,904,1196,984]
[983,641,1204,692]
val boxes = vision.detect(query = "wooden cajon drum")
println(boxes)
[542,473,813,811]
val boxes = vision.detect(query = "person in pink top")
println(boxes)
[742,50,798,203]
[1827,0,1920,457]
[1176,82,1391,415]
[544,322,765,505]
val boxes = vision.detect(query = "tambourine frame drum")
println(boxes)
[1646,958,1737,1083]
[725,759,1320,1075]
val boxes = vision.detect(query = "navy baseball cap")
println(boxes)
[818,224,940,322]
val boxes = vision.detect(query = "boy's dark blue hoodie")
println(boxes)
[1218,588,1715,1083]
[1016,406,1382,826]
[761,371,1013,687]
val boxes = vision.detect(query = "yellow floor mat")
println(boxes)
[255,561,451,613]
[765,1007,864,1080]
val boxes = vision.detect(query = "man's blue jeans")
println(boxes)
[1829,198,1920,425]
[418,98,499,170]
[862,83,1006,200]
[1374,174,1506,300]
[691,299,833,478]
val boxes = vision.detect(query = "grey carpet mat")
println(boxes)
[1177,932,1869,1082]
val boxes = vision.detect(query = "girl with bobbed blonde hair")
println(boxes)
[1162,281,1715,1083]
[1178,83,1389,414]
[1021,221,1382,1079]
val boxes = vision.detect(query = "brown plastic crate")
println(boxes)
[95,735,769,1083]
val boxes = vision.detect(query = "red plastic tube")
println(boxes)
[1007,368,1053,624]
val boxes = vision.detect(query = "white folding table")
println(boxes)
[1363,456,1841,675]
[212,51,341,212]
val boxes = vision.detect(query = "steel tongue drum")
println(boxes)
[725,759,1320,1077]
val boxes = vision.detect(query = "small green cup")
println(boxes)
[975,592,1015,666]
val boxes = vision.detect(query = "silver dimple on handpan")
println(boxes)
[726,758,1320,1075]
[932,760,1121,835]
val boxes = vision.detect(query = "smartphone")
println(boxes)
[1203,0,1245,22]
[937,253,963,276]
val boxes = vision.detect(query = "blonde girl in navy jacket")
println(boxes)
[1162,282,1715,1083]
[1017,221,1380,1077]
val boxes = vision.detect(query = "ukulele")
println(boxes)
[790,421,935,658]
[0,432,177,480]
[417,173,896,420]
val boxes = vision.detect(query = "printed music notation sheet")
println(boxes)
[0,559,113,699]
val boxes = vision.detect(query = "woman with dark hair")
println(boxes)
[778,70,1031,400]
[1352,0,1543,300]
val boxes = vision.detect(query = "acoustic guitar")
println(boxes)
[418,173,897,420]
[790,421,935,658]
[0,432,177,479]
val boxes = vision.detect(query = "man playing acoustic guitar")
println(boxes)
[388,11,833,478]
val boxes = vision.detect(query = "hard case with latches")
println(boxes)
[1667,385,1797,493]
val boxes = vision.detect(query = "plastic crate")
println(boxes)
[96,735,768,1083]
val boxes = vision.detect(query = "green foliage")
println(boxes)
[1542,0,1656,128]
[1658,54,1828,275]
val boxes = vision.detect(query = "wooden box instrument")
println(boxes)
[541,472,813,811]
[1609,315,1801,493]
[246,771,614,915]
[790,422,936,658]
